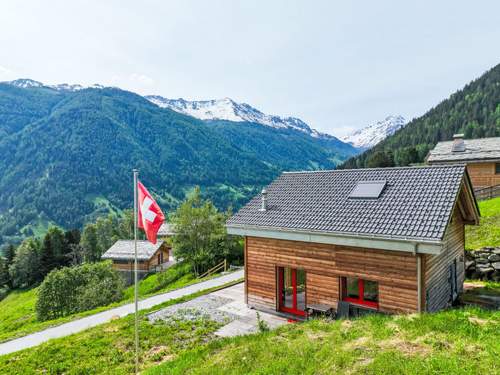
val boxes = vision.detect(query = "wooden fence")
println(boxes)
[474,184,500,200]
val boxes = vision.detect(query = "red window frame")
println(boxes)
[341,277,379,309]
[277,267,307,317]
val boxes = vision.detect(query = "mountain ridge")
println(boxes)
[0,82,358,246]
[341,115,407,149]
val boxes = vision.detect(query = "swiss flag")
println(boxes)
[137,181,165,244]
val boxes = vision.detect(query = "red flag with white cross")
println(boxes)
[137,181,165,244]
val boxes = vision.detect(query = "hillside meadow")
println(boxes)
[0,262,206,342]
[466,197,500,250]
[148,304,500,375]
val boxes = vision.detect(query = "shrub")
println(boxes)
[36,261,124,321]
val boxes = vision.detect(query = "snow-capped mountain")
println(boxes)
[5,78,104,91]
[341,115,407,149]
[146,95,333,139]
[4,79,349,144]
[7,78,45,89]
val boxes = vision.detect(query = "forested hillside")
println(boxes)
[0,84,357,246]
[341,63,500,169]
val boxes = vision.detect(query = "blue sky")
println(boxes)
[0,0,499,137]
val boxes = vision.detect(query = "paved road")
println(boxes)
[0,270,244,356]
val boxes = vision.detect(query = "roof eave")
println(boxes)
[226,224,443,255]
[102,255,150,261]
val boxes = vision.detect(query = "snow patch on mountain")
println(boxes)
[341,115,407,149]
[7,79,44,89]
[146,95,334,139]
[5,79,104,91]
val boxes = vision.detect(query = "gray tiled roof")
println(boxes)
[158,222,175,236]
[427,137,500,163]
[101,240,163,261]
[227,165,468,242]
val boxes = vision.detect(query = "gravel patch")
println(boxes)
[148,295,238,324]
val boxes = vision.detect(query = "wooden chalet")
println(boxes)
[226,165,479,317]
[101,240,171,284]
[427,135,500,192]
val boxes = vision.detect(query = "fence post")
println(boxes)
[224,259,227,272]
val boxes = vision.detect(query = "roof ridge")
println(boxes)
[282,164,466,174]
[436,136,500,143]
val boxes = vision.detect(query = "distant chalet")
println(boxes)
[101,238,171,283]
[427,135,500,190]
[227,165,479,317]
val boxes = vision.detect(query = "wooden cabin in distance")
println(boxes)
[426,134,500,191]
[226,165,479,317]
[101,240,171,284]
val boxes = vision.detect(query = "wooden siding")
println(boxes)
[467,162,500,189]
[424,207,465,312]
[148,245,170,268]
[112,260,149,271]
[246,237,419,314]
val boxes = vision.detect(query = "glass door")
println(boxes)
[277,267,306,316]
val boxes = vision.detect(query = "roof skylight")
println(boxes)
[349,180,387,199]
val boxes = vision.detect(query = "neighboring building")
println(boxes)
[101,240,171,284]
[158,222,175,238]
[426,135,500,190]
[226,165,479,317]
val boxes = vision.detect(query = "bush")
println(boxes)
[36,261,124,321]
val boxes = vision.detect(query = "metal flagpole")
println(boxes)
[133,169,139,374]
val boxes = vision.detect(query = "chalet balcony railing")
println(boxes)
[474,184,500,201]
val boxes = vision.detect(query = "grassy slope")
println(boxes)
[466,197,500,250]
[148,307,500,375]
[0,281,244,375]
[0,263,218,343]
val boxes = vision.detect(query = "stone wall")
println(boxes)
[465,247,500,281]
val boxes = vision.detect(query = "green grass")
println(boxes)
[466,197,500,250]
[0,262,220,343]
[0,280,242,375]
[147,307,500,375]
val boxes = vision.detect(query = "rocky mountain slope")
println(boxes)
[341,115,407,149]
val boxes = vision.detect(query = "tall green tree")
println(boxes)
[40,226,76,277]
[171,187,242,275]
[81,223,99,262]
[0,257,9,287]
[4,244,16,265]
[9,238,42,288]
[365,150,395,168]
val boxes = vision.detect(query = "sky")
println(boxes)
[0,1,499,137]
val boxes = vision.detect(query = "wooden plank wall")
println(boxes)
[424,207,465,312]
[467,162,500,189]
[112,261,149,271]
[246,237,419,314]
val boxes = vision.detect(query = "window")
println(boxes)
[341,277,379,308]
[349,181,387,199]
[496,163,500,175]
